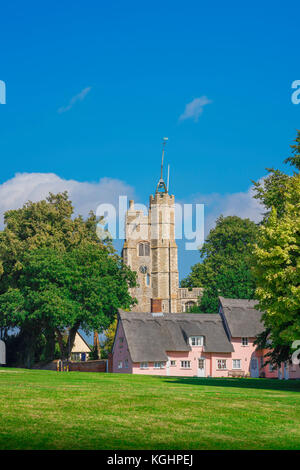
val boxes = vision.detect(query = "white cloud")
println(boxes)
[175,181,265,243]
[190,183,265,236]
[0,172,135,228]
[179,96,212,122]
[58,87,92,113]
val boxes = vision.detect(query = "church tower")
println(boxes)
[122,139,202,313]
[122,139,179,312]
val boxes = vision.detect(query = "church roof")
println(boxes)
[118,310,234,362]
[219,297,265,338]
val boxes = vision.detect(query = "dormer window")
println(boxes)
[189,336,204,346]
[242,337,249,346]
[138,242,150,256]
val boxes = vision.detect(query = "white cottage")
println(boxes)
[0,339,6,365]
[70,332,92,361]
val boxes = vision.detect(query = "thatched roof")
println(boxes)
[219,297,264,338]
[118,310,233,362]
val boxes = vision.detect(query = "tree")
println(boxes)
[251,131,300,365]
[181,216,258,312]
[0,245,136,360]
[284,129,300,170]
[252,174,300,364]
[252,130,300,220]
[0,192,136,365]
[101,317,118,358]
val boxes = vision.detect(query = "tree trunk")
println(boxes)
[55,323,80,360]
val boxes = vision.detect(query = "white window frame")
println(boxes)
[154,361,165,369]
[232,359,241,370]
[170,360,176,367]
[140,362,148,369]
[217,359,227,370]
[118,361,123,369]
[71,352,81,361]
[180,360,191,369]
[189,336,204,346]
[242,337,249,346]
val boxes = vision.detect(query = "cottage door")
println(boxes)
[197,358,205,377]
[284,363,289,380]
[250,358,259,378]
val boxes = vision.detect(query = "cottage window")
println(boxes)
[217,359,227,370]
[138,242,150,256]
[181,361,191,369]
[124,359,129,368]
[140,362,148,369]
[170,360,176,366]
[242,337,249,346]
[154,361,165,369]
[189,336,204,346]
[232,359,241,370]
[71,352,81,361]
[118,361,123,369]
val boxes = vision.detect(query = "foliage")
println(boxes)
[252,169,290,221]
[284,129,300,170]
[252,130,300,221]
[0,192,136,364]
[181,216,258,312]
[252,174,300,364]
[101,316,118,357]
[0,245,137,360]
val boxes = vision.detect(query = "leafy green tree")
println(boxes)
[0,245,136,360]
[252,130,300,221]
[251,131,300,365]
[284,129,300,170]
[0,192,136,365]
[252,173,300,365]
[101,316,118,358]
[181,216,258,312]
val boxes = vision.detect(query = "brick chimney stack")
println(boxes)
[151,298,162,313]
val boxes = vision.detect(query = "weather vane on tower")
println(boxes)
[156,137,169,193]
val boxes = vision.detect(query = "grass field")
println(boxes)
[0,368,299,450]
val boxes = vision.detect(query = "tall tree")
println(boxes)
[181,216,258,312]
[252,133,300,365]
[0,192,136,365]
[0,246,136,360]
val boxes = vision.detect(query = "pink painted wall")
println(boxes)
[256,349,300,379]
[112,321,133,374]
[112,320,300,379]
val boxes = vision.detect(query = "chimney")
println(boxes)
[129,200,134,209]
[151,298,162,313]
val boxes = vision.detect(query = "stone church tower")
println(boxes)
[122,141,202,313]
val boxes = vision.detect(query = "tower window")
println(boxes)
[138,242,150,256]
[146,273,150,286]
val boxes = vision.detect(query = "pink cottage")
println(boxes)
[112,297,300,379]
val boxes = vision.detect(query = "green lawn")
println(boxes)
[0,368,299,450]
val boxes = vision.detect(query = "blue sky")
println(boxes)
[0,0,299,279]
